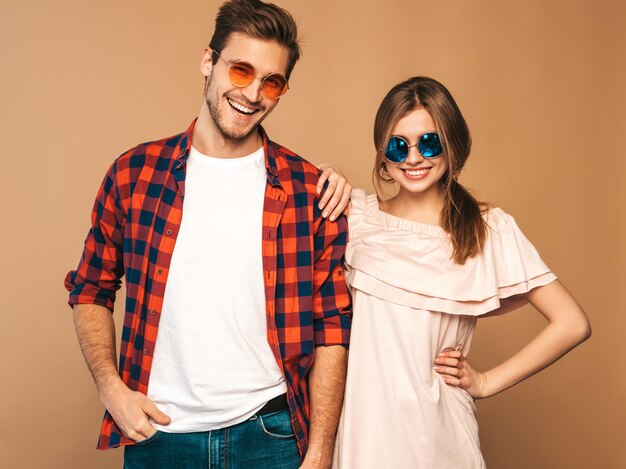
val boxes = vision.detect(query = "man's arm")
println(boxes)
[67,161,169,442]
[301,197,351,468]
[301,345,347,469]
[73,304,170,441]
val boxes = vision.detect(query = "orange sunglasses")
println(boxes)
[213,50,289,100]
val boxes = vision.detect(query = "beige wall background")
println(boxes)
[1,1,624,467]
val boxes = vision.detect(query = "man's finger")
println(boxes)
[135,421,158,440]
[143,400,171,425]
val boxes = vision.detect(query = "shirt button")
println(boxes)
[166,229,173,236]
[143,348,150,355]
[156,268,163,275]
[150,309,157,316]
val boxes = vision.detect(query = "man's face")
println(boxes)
[201,33,290,141]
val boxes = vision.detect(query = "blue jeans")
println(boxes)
[123,410,300,469]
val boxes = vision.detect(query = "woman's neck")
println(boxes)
[381,186,445,226]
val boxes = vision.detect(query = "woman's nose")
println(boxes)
[405,145,424,164]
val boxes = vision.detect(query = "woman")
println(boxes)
[332,76,591,468]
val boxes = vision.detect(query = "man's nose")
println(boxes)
[241,77,263,103]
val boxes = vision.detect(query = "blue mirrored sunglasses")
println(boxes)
[384,133,443,162]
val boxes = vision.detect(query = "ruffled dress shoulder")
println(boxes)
[346,189,557,316]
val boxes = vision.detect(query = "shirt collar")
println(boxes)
[176,119,282,187]
[174,119,196,170]
[259,126,282,187]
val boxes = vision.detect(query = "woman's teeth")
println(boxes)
[403,168,430,177]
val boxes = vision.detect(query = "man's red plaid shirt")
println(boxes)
[65,120,352,457]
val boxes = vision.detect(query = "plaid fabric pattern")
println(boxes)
[65,120,352,457]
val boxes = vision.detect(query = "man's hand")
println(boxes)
[100,380,171,442]
[299,455,329,469]
[72,304,171,442]
[316,163,351,221]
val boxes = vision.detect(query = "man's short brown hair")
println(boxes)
[209,0,301,79]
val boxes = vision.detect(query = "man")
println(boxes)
[65,1,352,467]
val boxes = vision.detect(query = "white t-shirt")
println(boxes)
[148,145,286,432]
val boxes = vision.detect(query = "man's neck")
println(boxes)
[192,108,263,158]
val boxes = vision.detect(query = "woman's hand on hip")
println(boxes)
[434,348,488,399]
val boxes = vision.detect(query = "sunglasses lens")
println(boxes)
[385,137,409,162]
[229,62,287,100]
[418,132,443,158]
[229,62,256,87]
[262,73,288,99]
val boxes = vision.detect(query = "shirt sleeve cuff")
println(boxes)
[313,312,351,348]
[65,270,116,312]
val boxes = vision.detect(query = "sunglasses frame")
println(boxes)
[384,133,443,163]
[212,49,289,100]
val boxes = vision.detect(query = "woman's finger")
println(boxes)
[434,357,459,367]
[329,186,351,220]
[441,374,462,387]
[326,180,347,220]
[342,194,352,217]
[316,169,330,195]
[317,166,338,195]
[438,350,462,359]
[434,365,461,377]
[318,177,339,211]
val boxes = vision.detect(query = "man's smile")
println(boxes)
[227,97,260,116]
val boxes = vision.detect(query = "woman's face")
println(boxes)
[384,107,449,198]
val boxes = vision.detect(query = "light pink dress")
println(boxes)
[332,190,557,469]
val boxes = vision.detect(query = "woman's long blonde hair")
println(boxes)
[372,76,486,264]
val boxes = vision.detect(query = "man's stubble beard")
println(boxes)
[204,75,261,142]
